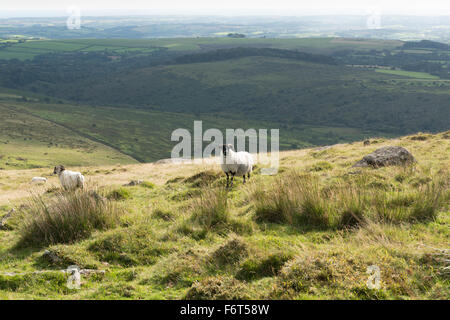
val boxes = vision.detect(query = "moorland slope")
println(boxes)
[0,131,448,299]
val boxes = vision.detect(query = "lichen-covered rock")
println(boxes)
[123,180,143,186]
[353,146,416,168]
[42,249,62,265]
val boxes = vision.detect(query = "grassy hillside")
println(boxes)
[0,103,137,169]
[2,98,382,163]
[0,131,448,299]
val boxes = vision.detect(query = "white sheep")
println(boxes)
[53,165,84,190]
[220,144,254,188]
[31,177,47,184]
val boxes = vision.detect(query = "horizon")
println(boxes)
[2,12,450,18]
[1,0,450,18]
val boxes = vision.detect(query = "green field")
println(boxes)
[0,103,137,169]
[375,69,440,79]
[0,37,403,60]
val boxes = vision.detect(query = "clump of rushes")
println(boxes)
[190,188,230,232]
[252,170,447,229]
[178,188,251,238]
[18,189,122,247]
[252,174,331,229]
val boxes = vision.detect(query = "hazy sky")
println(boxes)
[1,0,450,16]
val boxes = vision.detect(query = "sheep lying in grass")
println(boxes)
[31,177,47,184]
[220,144,254,188]
[53,165,84,190]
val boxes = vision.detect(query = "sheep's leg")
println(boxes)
[243,175,246,184]
[248,172,251,180]
[78,177,83,189]
[230,173,235,187]
[226,173,230,188]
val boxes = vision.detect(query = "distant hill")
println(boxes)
[173,47,337,65]
[403,40,450,50]
[21,55,447,135]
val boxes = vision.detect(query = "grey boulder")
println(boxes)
[353,146,416,168]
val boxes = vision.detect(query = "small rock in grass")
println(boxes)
[123,180,143,186]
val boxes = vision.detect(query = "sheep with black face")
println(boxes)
[220,144,254,188]
[53,165,85,190]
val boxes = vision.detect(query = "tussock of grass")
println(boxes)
[408,181,445,222]
[18,189,121,246]
[310,161,333,171]
[269,243,448,300]
[0,272,69,295]
[171,188,201,201]
[152,208,175,221]
[93,282,136,299]
[374,180,445,223]
[45,186,60,194]
[140,181,155,189]
[37,245,100,269]
[165,176,184,184]
[150,249,207,288]
[236,253,292,281]
[210,236,248,267]
[88,226,172,266]
[271,250,390,299]
[252,171,447,229]
[184,170,222,187]
[178,188,251,238]
[191,188,229,231]
[185,276,250,300]
[252,174,331,228]
[409,134,431,141]
[107,187,132,200]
